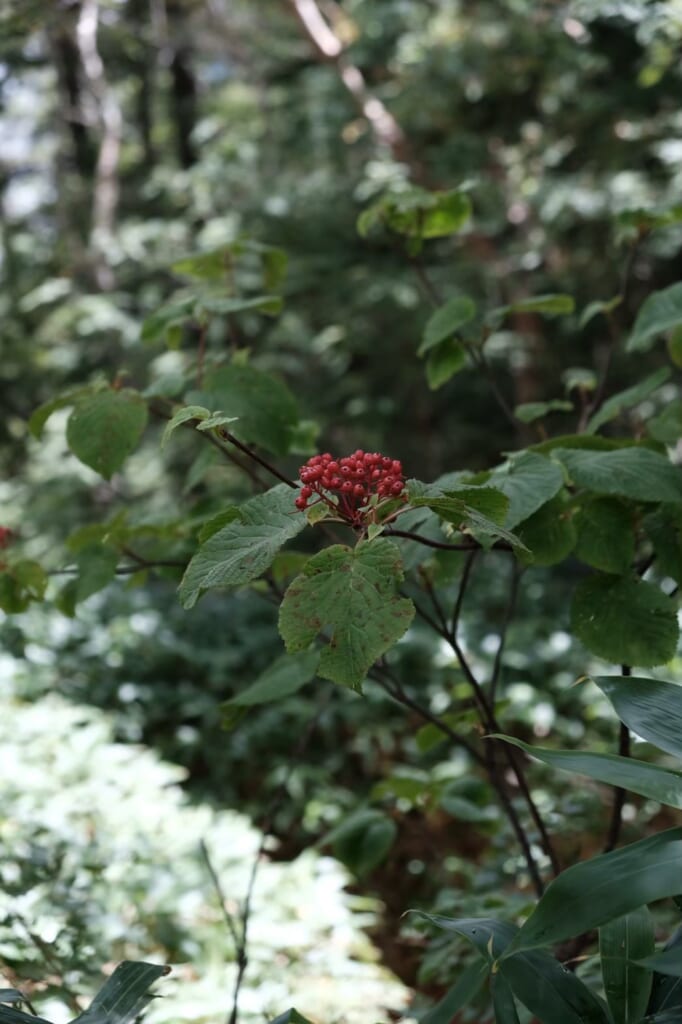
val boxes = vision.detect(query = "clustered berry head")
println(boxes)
[296,449,405,525]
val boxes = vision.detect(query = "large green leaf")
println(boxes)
[278,540,414,691]
[554,448,682,503]
[574,498,635,574]
[408,481,526,551]
[643,507,682,585]
[425,339,468,389]
[585,367,671,434]
[489,453,564,528]
[191,364,299,455]
[71,961,170,1024]
[491,975,521,1024]
[627,282,682,353]
[327,809,397,876]
[419,296,477,355]
[495,736,682,809]
[66,390,148,479]
[600,908,654,1024]
[421,962,488,1024]
[505,828,682,954]
[645,928,682,1017]
[638,945,682,979]
[516,494,576,566]
[179,485,306,608]
[571,575,679,667]
[227,649,319,706]
[593,676,682,760]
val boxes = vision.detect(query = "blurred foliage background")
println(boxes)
[1,0,682,1020]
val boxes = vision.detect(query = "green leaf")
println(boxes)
[195,411,240,432]
[421,962,488,1024]
[141,296,196,345]
[197,508,241,543]
[554,447,682,504]
[267,1010,315,1024]
[425,339,468,389]
[563,367,598,393]
[278,539,414,691]
[358,187,472,242]
[66,389,148,479]
[600,908,655,1024]
[491,975,521,1024]
[643,506,682,584]
[0,1007,51,1024]
[489,452,565,528]
[667,326,682,367]
[585,367,671,434]
[504,828,682,955]
[574,498,635,574]
[514,400,573,424]
[327,809,397,876]
[637,945,682,979]
[227,649,319,706]
[593,676,682,760]
[646,927,682,1016]
[648,402,682,445]
[161,405,211,447]
[516,494,576,566]
[500,948,611,1024]
[408,482,525,551]
[74,544,119,602]
[179,484,306,608]
[495,735,682,809]
[627,282,682,353]
[196,293,282,317]
[28,386,92,439]
[572,575,678,667]
[580,296,622,328]
[419,296,477,355]
[191,364,299,455]
[414,914,516,960]
[0,994,25,1007]
[491,294,575,321]
[72,961,170,1024]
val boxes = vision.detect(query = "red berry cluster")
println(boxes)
[296,450,405,524]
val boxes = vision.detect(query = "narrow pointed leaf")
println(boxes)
[600,908,655,1024]
[267,1012,315,1024]
[278,540,414,691]
[505,828,682,954]
[179,485,306,608]
[419,296,477,355]
[71,961,169,1024]
[227,649,319,706]
[637,946,682,979]
[0,1008,51,1024]
[593,676,682,760]
[627,282,682,352]
[646,927,682,1016]
[491,975,521,1023]
[422,962,488,1024]
[585,367,671,434]
[494,735,682,808]
[500,948,611,1024]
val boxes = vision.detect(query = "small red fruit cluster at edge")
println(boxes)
[295,450,405,523]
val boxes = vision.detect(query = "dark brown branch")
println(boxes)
[603,666,632,854]
[220,430,297,489]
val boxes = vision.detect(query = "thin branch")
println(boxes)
[489,563,521,703]
[199,839,242,956]
[385,527,512,553]
[451,549,478,636]
[418,568,449,637]
[220,431,297,489]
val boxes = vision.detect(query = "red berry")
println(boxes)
[341,481,353,493]
[295,497,308,510]
[391,480,404,495]
[301,486,313,499]
[353,483,365,496]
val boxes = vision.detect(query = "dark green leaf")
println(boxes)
[489,452,564,528]
[648,402,682,445]
[637,946,682,979]
[627,282,682,353]
[505,828,682,954]
[267,1010,315,1024]
[580,296,622,328]
[644,507,682,585]
[554,448,682,503]
[646,927,682,1017]
[574,498,635,574]
[0,1007,51,1024]
[419,296,477,355]
[421,962,488,1024]
[572,575,678,667]
[495,735,682,808]
[600,908,654,1024]
[585,367,671,434]
[516,494,576,566]
[227,649,319,706]
[593,676,682,760]
[140,297,196,344]
[500,948,611,1024]
[514,400,573,424]
[29,386,91,439]
[74,545,119,603]
[328,809,397,876]
[425,339,468,389]
[196,293,282,317]
[491,294,575,320]
[179,484,306,608]
[278,540,414,691]
[66,390,148,479]
[491,975,521,1024]
[71,961,170,1024]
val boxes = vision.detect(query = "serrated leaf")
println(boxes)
[514,400,573,424]
[628,282,682,353]
[571,575,678,667]
[574,498,635,574]
[494,735,682,809]
[593,675,682,760]
[554,447,682,503]
[66,390,148,479]
[408,482,525,551]
[516,494,576,566]
[72,961,169,1024]
[278,539,414,691]
[190,364,298,455]
[228,649,319,706]
[504,828,682,955]
[179,484,306,608]
[197,507,241,543]
[600,908,654,1024]
[419,296,477,355]
[586,367,671,434]
[489,452,564,528]
[161,405,211,447]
